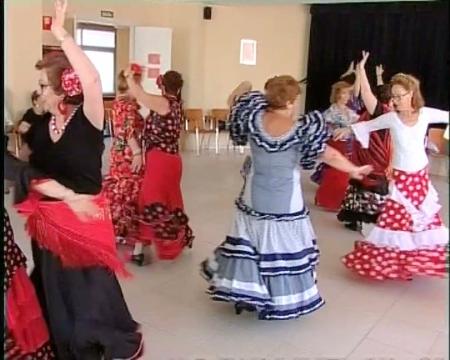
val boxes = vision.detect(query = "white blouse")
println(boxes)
[351,107,449,172]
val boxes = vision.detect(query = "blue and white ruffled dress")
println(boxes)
[201,91,330,320]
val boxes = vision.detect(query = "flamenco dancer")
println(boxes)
[201,76,372,320]
[341,72,449,280]
[337,51,393,231]
[103,69,145,245]
[125,66,194,265]
[4,135,56,359]
[313,80,360,211]
[15,1,144,357]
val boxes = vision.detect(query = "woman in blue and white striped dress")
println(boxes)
[201,76,372,320]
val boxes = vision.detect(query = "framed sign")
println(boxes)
[240,39,257,66]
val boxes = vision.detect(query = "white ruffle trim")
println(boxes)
[366,226,449,251]
[390,182,441,231]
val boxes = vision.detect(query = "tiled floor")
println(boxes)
[5,149,449,360]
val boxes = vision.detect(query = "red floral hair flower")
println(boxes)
[61,68,83,97]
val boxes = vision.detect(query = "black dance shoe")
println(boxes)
[344,222,362,232]
[234,302,256,315]
[131,254,145,266]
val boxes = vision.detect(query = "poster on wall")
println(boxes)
[147,67,160,79]
[240,39,257,66]
[148,53,161,65]
[132,26,172,96]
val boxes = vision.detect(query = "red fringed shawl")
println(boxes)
[15,190,129,277]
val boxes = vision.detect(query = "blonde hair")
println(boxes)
[330,81,353,104]
[264,75,300,109]
[390,73,425,110]
[117,70,142,94]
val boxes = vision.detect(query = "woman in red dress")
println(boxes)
[103,70,144,244]
[125,68,194,265]
[314,81,359,211]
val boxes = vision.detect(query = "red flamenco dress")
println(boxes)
[314,104,359,211]
[4,210,55,359]
[138,94,194,259]
[103,96,144,243]
[342,109,449,280]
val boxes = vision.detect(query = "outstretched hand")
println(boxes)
[51,0,68,38]
[350,165,373,180]
[359,50,370,69]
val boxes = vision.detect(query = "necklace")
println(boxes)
[50,106,80,135]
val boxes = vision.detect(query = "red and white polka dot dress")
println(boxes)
[342,167,448,281]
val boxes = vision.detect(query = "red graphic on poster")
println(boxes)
[43,16,52,31]
[242,42,255,63]
[148,53,161,65]
[147,68,160,79]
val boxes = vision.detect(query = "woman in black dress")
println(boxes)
[19,1,143,358]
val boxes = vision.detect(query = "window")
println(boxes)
[76,23,116,95]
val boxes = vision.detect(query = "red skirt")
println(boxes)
[315,139,351,212]
[342,167,448,280]
[138,149,194,259]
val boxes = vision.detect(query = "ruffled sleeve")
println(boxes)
[351,112,392,148]
[295,110,331,169]
[229,91,268,146]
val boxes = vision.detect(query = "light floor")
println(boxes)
[5,149,449,360]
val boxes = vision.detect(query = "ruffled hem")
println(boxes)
[366,226,449,251]
[6,268,52,355]
[201,230,323,320]
[138,202,194,259]
[5,337,55,360]
[342,241,448,280]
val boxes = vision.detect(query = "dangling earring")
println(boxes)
[57,101,67,115]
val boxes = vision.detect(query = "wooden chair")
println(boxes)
[183,108,219,155]
[104,108,115,138]
[209,108,245,154]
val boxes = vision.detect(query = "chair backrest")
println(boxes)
[210,108,230,122]
[184,108,204,131]
[104,108,115,137]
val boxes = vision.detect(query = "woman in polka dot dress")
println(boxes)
[124,68,194,264]
[338,73,449,280]
[103,70,145,245]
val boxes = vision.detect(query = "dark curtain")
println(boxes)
[305,2,449,116]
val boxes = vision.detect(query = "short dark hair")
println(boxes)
[162,71,183,97]
[375,84,392,105]
[31,90,40,104]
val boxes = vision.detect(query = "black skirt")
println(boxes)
[30,242,143,360]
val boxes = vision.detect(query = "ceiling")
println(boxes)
[142,0,435,4]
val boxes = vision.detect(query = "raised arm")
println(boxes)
[51,0,104,130]
[227,81,252,108]
[376,64,384,86]
[358,51,378,115]
[124,68,170,115]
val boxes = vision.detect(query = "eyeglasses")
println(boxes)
[391,92,410,101]
[39,83,50,91]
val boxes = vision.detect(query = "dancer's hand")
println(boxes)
[333,127,352,141]
[64,194,101,222]
[131,154,143,173]
[359,50,370,69]
[376,64,384,77]
[17,122,31,134]
[350,165,373,180]
[51,0,68,40]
